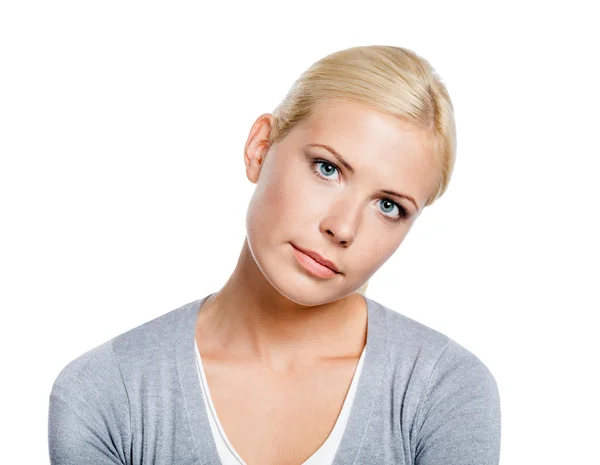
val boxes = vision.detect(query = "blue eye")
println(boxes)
[378,199,407,221]
[314,160,339,180]
[309,157,409,222]
[378,199,409,222]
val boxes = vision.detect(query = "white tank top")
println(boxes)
[194,341,366,465]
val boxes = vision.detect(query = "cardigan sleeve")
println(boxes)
[413,339,501,465]
[48,340,132,464]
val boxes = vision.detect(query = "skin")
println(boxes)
[196,98,440,374]
[194,98,441,464]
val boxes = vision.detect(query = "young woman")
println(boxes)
[48,45,501,465]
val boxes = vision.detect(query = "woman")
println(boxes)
[48,45,501,464]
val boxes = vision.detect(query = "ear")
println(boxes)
[244,113,275,184]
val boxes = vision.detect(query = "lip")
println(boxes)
[291,243,341,274]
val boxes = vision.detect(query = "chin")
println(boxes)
[266,249,341,306]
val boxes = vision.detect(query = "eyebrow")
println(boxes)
[305,143,419,211]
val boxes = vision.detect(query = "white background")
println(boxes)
[1,1,598,463]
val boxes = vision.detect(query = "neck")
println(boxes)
[196,238,367,371]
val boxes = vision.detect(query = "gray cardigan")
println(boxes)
[48,293,501,464]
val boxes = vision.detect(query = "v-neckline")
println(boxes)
[194,332,368,465]
[175,293,390,465]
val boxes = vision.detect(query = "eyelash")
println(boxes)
[309,158,409,222]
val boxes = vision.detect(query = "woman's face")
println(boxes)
[244,98,439,305]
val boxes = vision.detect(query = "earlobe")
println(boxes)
[244,113,275,184]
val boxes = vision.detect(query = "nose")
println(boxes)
[320,196,362,247]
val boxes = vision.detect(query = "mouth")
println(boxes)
[290,243,341,275]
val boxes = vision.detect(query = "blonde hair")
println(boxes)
[268,45,457,296]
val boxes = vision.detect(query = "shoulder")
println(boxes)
[48,298,202,462]
[372,297,497,385]
[49,298,200,406]
[369,296,500,424]
[378,299,450,349]
[370,297,452,367]
[110,298,199,367]
[50,337,125,406]
[48,337,133,463]
[413,337,501,463]
[369,298,500,463]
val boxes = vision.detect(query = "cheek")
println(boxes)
[246,173,303,242]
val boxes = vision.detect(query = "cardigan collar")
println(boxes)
[175,292,389,465]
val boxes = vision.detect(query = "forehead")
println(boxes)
[290,99,440,207]
[298,100,434,159]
